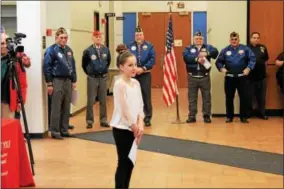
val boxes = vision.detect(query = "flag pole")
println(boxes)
[167,1,185,124]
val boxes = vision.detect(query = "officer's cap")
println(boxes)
[194,30,202,37]
[93,30,102,37]
[135,25,143,33]
[230,31,239,38]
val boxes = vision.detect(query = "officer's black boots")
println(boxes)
[203,116,211,123]
[87,123,92,129]
[186,117,196,123]
[226,118,233,123]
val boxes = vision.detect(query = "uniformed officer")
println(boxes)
[183,31,219,123]
[247,32,269,120]
[127,25,156,126]
[215,32,256,123]
[275,51,284,94]
[82,31,111,129]
[43,27,77,139]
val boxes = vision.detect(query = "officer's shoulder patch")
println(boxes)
[91,54,97,60]
[238,49,244,55]
[226,51,232,56]
[190,48,197,53]
[142,45,148,50]
[57,52,63,58]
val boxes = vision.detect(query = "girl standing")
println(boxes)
[110,51,144,189]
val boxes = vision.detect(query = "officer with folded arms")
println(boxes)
[215,32,256,123]
[82,31,111,129]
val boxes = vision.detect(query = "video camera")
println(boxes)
[6,32,26,58]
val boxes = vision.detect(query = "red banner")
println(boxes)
[1,118,35,188]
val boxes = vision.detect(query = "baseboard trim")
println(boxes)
[212,109,284,117]
[27,131,49,139]
[70,106,86,117]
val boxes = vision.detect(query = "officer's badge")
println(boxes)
[67,52,72,56]
[226,51,232,56]
[57,52,63,58]
[238,50,244,55]
[201,48,207,52]
[91,55,97,60]
[142,45,148,50]
[190,48,196,53]
[102,53,107,59]
[260,46,265,53]
[131,46,136,51]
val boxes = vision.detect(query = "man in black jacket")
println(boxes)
[247,32,269,120]
[82,31,111,129]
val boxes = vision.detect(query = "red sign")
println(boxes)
[1,119,35,188]
[46,29,52,36]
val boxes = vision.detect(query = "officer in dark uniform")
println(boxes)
[127,25,156,126]
[43,27,77,139]
[215,32,256,123]
[275,51,284,94]
[183,31,219,123]
[82,31,111,129]
[247,32,269,120]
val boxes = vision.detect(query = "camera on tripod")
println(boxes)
[6,32,26,58]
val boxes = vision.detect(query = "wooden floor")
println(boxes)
[31,89,283,188]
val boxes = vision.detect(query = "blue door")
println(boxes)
[193,12,207,44]
[123,13,137,45]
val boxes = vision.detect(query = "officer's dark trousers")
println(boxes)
[50,78,72,135]
[188,74,211,117]
[135,72,152,122]
[48,94,52,128]
[112,128,134,189]
[247,78,266,117]
[225,76,249,119]
[86,75,107,125]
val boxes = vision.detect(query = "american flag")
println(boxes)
[162,14,179,107]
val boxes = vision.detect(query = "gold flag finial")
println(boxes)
[167,1,173,13]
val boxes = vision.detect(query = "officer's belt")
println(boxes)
[189,72,208,78]
[89,74,107,78]
[226,73,245,78]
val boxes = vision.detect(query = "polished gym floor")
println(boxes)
[31,89,283,188]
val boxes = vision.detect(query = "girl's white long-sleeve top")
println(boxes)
[109,77,145,131]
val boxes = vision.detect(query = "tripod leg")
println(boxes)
[12,69,35,175]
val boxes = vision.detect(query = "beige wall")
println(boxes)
[45,1,110,113]
[121,1,207,12]
[69,1,110,113]
[207,1,247,114]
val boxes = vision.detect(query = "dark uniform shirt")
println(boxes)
[127,41,156,71]
[183,44,219,76]
[81,44,111,76]
[216,44,256,74]
[43,44,77,83]
[247,44,269,81]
